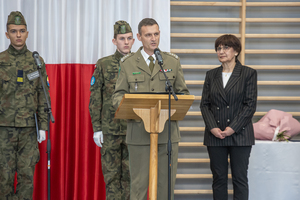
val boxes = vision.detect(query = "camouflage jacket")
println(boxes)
[89,50,127,135]
[0,45,50,130]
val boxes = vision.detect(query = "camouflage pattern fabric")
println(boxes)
[89,50,130,199]
[0,45,50,130]
[7,11,27,26]
[114,20,132,35]
[89,50,127,135]
[0,44,50,199]
[101,135,129,200]
[0,127,39,200]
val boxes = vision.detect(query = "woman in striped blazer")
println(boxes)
[200,34,257,200]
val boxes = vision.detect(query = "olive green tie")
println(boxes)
[148,56,154,73]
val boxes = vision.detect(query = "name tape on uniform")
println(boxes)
[27,71,40,81]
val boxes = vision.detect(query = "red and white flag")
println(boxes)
[0,0,170,199]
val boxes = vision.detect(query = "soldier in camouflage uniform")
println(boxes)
[0,11,50,200]
[89,21,135,200]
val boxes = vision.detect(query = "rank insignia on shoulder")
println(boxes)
[160,69,172,73]
[166,52,178,59]
[121,52,134,62]
[90,76,96,86]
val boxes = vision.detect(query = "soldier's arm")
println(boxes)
[174,57,190,95]
[112,61,129,109]
[89,62,104,132]
[37,59,50,130]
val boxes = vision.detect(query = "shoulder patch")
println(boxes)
[121,52,135,62]
[47,76,50,87]
[165,52,179,59]
[90,76,96,86]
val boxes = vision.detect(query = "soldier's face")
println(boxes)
[113,32,135,55]
[6,24,28,50]
[137,24,160,56]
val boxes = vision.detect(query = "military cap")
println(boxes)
[7,11,27,26]
[114,20,132,35]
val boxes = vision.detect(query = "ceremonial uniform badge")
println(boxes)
[17,70,23,84]
[27,71,39,81]
[120,25,126,34]
[47,76,50,87]
[15,16,21,25]
[91,76,95,86]
[160,69,172,72]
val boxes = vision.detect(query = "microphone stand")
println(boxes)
[158,62,178,200]
[36,62,55,200]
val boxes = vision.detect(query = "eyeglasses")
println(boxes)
[216,45,230,52]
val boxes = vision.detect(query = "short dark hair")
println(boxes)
[215,34,241,57]
[138,18,159,35]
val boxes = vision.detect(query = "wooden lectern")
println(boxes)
[115,93,194,200]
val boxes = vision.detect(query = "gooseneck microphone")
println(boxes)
[32,51,42,69]
[154,48,163,65]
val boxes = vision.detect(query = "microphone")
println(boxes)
[32,51,42,68]
[154,48,163,65]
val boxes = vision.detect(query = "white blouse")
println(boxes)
[222,72,232,88]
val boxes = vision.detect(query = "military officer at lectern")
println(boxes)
[112,18,189,200]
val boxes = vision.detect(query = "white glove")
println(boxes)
[38,130,46,143]
[93,131,103,147]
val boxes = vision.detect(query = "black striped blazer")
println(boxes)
[200,60,257,146]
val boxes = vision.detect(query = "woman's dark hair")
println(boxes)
[215,34,241,57]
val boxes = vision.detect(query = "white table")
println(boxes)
[248,140,300,200]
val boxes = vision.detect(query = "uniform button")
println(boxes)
[135,78,137,81]
[227,106,229,108]
[151,88,154,91]
[217,107,219,110]
[151,78,154,81]
[227,119,230,122]
[217,120,220,123]
[243,127,245,130]
[173,76,175,78]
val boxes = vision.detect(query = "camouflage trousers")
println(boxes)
[101,134,130,200]
[0,127,39,200]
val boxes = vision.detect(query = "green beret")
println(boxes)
[114,20,132,35]
[7,11,27,26]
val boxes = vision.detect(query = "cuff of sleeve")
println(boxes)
[207,123,218,131]
[229,123,241,134]
[40,122,48,131]
[92,124,102,133]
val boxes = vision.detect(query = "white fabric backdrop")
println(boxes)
[0,0,170,64]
